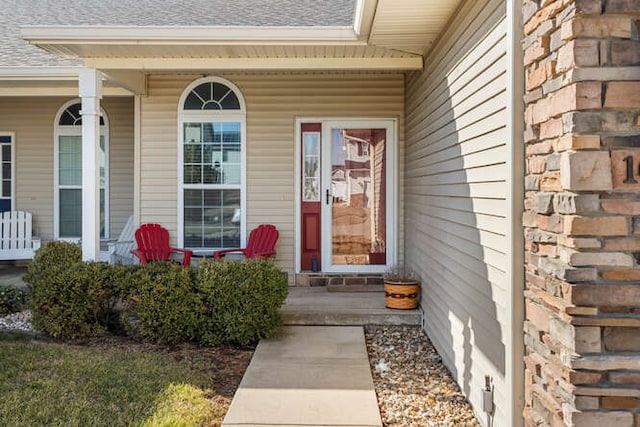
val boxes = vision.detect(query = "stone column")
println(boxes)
[79,68,103,261]
[522,0,640,426]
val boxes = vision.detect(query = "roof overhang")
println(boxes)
[15,0,462,74]
[21,25,423,72]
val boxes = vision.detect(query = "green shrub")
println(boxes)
[0,286,28,317]
[23,240,82,285]
[24,242,133,339]
[196,259,287,346]
[122,262,203,345]
[27,261,127,339]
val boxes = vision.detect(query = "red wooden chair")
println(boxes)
[213,224,278,260]
[131,223,193,266]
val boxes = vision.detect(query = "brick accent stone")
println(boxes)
[523,1,640,425]
[610,40,640,66]
[575,395,600,410]
[605,0,640,14]
[601,269,640,281]
[605,82,640,108]
[560,151,613,191]
[554,134,601,151]
[554,193,600,214]
[562,17,635,39]
[564,215,628,236]
[540,117,565,139]
[557,39,600,72]
[569,251,634,267]
[601,397,640,410]
[570,371,603,385]
[604,327,640,352]
[570,284,640,306]
[528,83,602,125]
[602,202,640,216]
[610,372,640,386]
[540,172,562,191]
[571,411,634,426]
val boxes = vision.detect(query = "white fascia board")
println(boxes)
[85,56,423,71]
[21,25,360,44]
[0,67,80,80]
[0,86,132,97]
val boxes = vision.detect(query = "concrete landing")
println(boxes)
[222,326,382,427]
[280,287,421,326]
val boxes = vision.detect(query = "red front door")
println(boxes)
[300,123,321,270]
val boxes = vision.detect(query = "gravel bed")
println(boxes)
[0,309,33,332]
[365,325,480,427]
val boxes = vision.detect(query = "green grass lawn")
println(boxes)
[0,333,250,426]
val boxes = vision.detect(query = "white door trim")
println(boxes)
[294,118,397,274]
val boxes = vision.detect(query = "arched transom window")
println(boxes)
[178,77,246,250]
[54,100,109,240]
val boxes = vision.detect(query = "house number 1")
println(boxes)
[623,155,639,184]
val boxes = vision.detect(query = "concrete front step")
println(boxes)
[280,287,422,326]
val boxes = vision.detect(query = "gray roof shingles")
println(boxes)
[0,0,355,67]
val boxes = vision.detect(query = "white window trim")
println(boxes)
[53,99,110,241]
[294,118,398,274]
[177,76,247,250]
[0,132,15,211]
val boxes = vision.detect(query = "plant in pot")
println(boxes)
[383,265,420,310]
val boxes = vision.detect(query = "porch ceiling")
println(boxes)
[19,0,462,72]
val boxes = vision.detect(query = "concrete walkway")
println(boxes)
[222,326,382,427]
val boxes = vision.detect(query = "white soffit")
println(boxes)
[366,0,463,55]
[21,25,423,71]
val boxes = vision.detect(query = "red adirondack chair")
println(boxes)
[131,223,193,266]
[213,224,278,260]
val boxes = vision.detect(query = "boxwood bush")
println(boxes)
[22,241,288,345]
[121,262,203,345]
[197,259,288,346]
[24,241,130,339]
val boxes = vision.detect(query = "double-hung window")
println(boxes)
[54,101,108,239]
[178,77,246,250]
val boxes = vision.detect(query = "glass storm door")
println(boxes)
[321,121,394,273]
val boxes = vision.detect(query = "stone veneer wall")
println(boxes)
[523,0,640,426]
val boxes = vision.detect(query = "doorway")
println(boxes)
[298,119,396,274]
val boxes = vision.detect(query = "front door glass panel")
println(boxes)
[330,128,386,266]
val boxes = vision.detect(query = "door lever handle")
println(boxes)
[326,189,330,205]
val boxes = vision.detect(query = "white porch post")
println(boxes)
[79,68,103,261]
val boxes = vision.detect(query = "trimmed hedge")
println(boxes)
[23,241,288,345]
[121,262,202,345]
[197,259,288,346]
[25,241,132,339]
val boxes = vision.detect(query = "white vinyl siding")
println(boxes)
[0,97,134,241]
[405,0,510,424]
[140,72,405,281]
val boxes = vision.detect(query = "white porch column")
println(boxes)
[79,68,103,261]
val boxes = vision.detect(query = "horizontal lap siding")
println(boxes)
[105,98,134,239]
[405,0,509,423]
[0,97,133,241]
[142,73,404,280]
